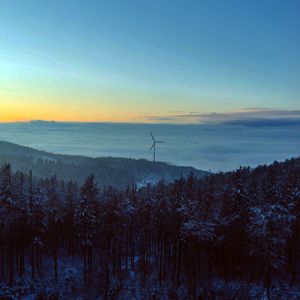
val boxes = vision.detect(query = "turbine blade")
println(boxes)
[149,143,155,150]
[156,141,165,143]
[150,131,155,141]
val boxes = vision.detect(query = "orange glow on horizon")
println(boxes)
[0,89,204,123]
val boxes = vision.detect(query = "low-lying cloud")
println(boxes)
[145,108,300,126]
[0,121,299,172]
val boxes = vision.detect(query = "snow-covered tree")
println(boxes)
[75,174,98,285]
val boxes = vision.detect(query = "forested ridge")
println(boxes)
[0,141,209,188]
[0,157,300,299]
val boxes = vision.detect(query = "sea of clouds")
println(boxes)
[0,118,299,172]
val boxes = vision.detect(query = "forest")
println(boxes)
[0,157,299,299]
[0,141,208,188]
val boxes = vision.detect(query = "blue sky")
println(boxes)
[0,0,299,122]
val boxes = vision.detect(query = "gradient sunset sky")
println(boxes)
[0,0,299,123]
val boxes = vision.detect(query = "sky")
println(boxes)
[0,0,299,123]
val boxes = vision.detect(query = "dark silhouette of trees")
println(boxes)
[75,175,98,286]
[0,157,299,298]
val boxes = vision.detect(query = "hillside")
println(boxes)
[0,141,209,188]
[0,151,299,298]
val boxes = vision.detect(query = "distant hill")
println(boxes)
[0,141,209,188]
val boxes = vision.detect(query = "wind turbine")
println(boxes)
[149,131,165,162]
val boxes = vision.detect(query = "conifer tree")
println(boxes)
[75,174,98,285]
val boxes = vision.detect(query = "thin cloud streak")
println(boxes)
[144,108,300,125]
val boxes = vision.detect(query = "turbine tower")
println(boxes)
[149,131,165,162]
